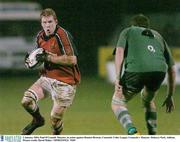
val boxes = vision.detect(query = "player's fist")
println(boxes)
[36,52,48,62]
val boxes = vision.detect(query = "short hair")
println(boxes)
[130,14,150,28]
[40,8,58,21]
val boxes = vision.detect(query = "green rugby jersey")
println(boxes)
[116,26,174,72]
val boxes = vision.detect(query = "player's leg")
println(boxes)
[141,88,157,135]
[51,104,66,135]
[142,72,166,135]
[112,92,137,135]
[50,80,76,135]
[111,72,143,135]
[21,80,45,135]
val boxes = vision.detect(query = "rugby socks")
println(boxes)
[52,122,64,135]
[114,107,137,135]
[145,111,157,135]
[21,107,45,135]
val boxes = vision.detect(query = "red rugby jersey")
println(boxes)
[36,25,81,85]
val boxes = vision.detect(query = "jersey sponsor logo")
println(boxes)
[147,45,155,53]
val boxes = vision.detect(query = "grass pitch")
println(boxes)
[0,74,180,135]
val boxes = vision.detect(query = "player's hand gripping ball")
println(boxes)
[25,48,45,69]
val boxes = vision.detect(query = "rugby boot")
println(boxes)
[21,116,45,135]
[128,127,140,135]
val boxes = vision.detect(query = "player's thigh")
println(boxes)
[121,72,143,101]
[145,72,166,92]
[51,81,76,107]
[26,78,46,100]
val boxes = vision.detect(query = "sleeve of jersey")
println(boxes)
[35,36,39,49]
[58,29,78,56]
[163,40,175,67]
[116,28,129,48]
[35,30,44,49]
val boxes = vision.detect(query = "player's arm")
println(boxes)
[115,47,124,80]
[114,28,128,87]
[162,40,176,113]
[36,52,77,66]
[47,54,77,66]
[162,65,176,113]
[167,65,176,97]
[114,47,124,92]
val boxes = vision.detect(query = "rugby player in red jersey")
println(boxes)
[21,8,81,135]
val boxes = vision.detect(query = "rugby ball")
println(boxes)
[25,48,44,69]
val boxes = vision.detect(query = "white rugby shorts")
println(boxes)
[33,76,76,107]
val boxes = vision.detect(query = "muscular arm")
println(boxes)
[112,47,125,105]
[48,54,77,66]
[115,47,124,80]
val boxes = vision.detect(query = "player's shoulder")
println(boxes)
[36,30,44,38]
[122,27,131,32]
[56,25,73,39]
[56,26,68,34]
[150,29,164,41]
[119,27,131,36]
[151,29,161,37]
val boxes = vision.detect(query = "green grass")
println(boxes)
[0,75,180,135]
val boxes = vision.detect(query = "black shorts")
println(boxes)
[120,72,166,100]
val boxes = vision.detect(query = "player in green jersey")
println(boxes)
[111,14,176,135]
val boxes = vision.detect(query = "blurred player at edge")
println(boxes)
[111,14,175,135]
[21,8,81,135]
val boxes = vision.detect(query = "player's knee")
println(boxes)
[142,98,156,111]
[51,116,62,126]
[111,95,126,107]
[21,91,37,108]
[51,110,63,121]
[142,101,150,109]
[21,98,31,108]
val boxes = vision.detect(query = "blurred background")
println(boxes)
[0,0,180,135]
